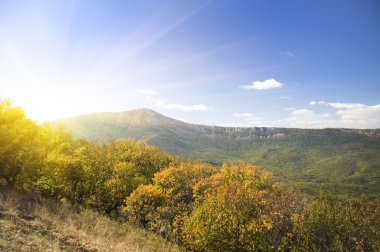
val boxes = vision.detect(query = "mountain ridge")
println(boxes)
[50,108,380,139]
[49,108,380,199]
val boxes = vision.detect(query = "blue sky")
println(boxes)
[0,0,379,128]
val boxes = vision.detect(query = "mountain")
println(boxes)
[50,108,380,199]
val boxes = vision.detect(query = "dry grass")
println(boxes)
[0,187,181,252]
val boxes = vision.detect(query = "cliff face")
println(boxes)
[205,126,288,139]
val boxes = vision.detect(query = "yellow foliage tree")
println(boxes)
[124,161,217,241]
[183,161,301,251]
[0,99,41,187]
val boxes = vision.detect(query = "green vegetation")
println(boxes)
[52,109,380,200]
[2,100,380,251]
[292,192,380,252]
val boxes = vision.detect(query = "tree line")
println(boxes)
[1,99,379,251]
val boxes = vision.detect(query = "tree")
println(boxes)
[124,161,217,242]
[0,99,41,186]
[125,184,165,228]
[292,192,380,252]
[182,161,300,251]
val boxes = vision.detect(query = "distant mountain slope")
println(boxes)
[50,109,380,199]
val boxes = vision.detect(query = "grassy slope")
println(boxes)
[0,187,180,252]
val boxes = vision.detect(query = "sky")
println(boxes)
[0,0,379,128]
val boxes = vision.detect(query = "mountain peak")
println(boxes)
[128,108,158,114]
[120,108,179,125]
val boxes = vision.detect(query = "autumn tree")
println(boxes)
[124,161,217,241]
[93,139,175,213]
[182,161,301,251]
[0,99,41,187]
[125,184,166,228]
[32,126,76,198]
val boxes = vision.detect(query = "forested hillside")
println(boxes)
[3,100,380,251]
[52,108,380,199]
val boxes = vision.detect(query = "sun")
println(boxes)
[2,75,93,123]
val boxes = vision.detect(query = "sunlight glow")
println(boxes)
[1,1,378,128]
[0,1,215,122]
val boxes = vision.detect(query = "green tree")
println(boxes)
[292,192,380,252]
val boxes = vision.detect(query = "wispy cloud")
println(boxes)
[233,113,264,124]
[310,100,367,109]
[326,102,366,110]
[218,112,268,127]
[140,89,156,95]
[85,2,213,82]
[240,78,283,90]
[284,51,294,57]
[233,112,255,118]
[279,96,291,100]
[156,101,208,111]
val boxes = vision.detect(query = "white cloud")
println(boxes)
[309,100,366,110]
[156,101,208,111]
[290,101,380,128]
[140,89,156,95]
[310,100,326,105]
[240,78,283,90]
[233,113,255,118]
[286,109,334,128]
[336,104,380,128]
[216,112,271,127]
[326,102,366,110]
[279,96,291,100]
[221,112,267,127]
